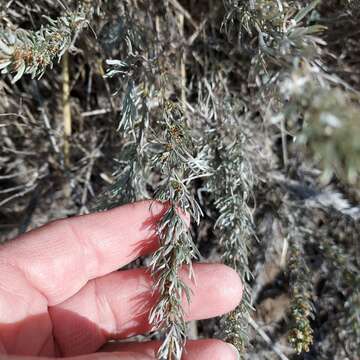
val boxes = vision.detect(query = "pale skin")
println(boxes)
[0,201,242,359]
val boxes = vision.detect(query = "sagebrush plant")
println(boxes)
[1,1,360,359]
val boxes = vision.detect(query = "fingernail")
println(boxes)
[227,343,240,360]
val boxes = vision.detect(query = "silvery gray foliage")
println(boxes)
[146,100,210,360]
[208,134,256,352]
[0,7,88,83]
[104,10,211,357]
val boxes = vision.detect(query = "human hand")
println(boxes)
[0,201,242,359]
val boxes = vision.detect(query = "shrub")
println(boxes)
[1,1,359,359]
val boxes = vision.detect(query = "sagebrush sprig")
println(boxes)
[104,12,209,358]
[191,74,257,355]
[148,99,208,360]
[208,134,255,353]
[0,7,88,82]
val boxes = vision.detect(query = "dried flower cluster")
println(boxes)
[286,216,314,354]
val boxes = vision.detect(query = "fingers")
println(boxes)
[4,353,152,360]
[49,264,242,356]
[4,340,239,360]
[102,339,240,360]
[0,201,168,305]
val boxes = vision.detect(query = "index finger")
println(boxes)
[0,200,166,305]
